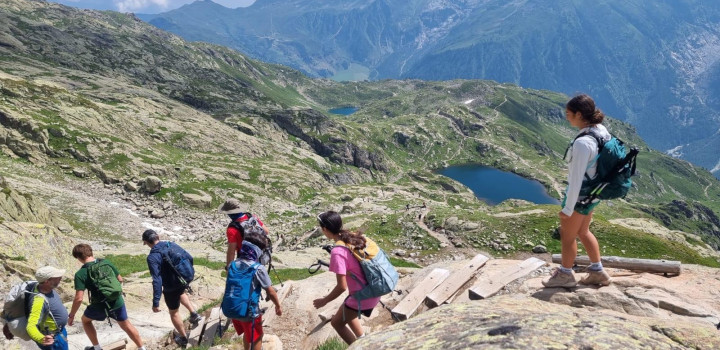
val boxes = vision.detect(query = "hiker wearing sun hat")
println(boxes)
[219,199,270,269]
[26,266,69,350]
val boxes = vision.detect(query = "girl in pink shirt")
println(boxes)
[312,211,379,345]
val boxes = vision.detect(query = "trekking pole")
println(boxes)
[268,261,284,287]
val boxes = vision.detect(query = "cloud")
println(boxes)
[114,0,170,13]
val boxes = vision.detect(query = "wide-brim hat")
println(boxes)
[218,199,245,214]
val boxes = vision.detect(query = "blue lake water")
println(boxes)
[438,165,560,206]
[329,107,358,115]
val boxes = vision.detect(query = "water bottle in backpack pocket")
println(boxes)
[221,261,262,321]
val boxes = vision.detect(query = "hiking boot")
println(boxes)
[189,313,203,326]
[579,269,611,286]
[542,268,577,288]
[84,346,101,350]
[173,335,188,348]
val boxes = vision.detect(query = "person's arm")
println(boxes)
[68,290,85,326]
[147,253,163,309]
[562,138,594,216]
[313,274,348,309]
[265,286,282,316]
[26,295,50,344]
[225,242,237,268]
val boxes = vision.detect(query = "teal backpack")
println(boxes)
[571,129,639,204]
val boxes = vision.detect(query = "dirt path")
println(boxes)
[417,209,451,247]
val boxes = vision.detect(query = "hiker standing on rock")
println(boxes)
[543,94,612,288]
[313,211,381,345]
[219,199,270,269]
[68,244,147,350]
[142,229,203,347]
[26,266,69,350]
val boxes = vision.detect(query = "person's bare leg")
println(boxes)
[560,212,586,268]
[576,212,601,262]
[81,315,99,346]
[330,305,357,344]
[169,308,186,338]
[117,319,143,347]
[179,293,196,314]
[346,310,364,337]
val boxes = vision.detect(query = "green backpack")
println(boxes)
[87,259,122,305]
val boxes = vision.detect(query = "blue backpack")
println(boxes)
[161,242,194,287]
[571,129,639,204]
[221,261,261,321]
[337,238,399,301]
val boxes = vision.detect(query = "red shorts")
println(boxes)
[231,316,263,343]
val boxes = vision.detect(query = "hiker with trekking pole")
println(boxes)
[142,229,203,348]
[312,211,399,345]
[543,94,638,288]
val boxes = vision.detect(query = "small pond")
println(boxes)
[438,165,560,206]
[329,106,358,115]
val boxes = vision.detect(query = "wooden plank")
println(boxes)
[102,339,127,350]
[391,268,451,321]
[199,307,221,346]
[468,257,546,300]
[425,254,489,308]
[551,255,681,275]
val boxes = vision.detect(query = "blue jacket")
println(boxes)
[147,241,192,307]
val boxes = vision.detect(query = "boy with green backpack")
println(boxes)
[68,244,146,350]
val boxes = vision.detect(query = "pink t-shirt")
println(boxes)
[329,246,381,310]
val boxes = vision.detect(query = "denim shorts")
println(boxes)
[562,196,600,215]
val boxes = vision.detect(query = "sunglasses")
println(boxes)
[317,214,325,227]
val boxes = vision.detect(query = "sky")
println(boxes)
[50,0,256,14]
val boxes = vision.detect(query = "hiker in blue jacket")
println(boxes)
[142,230,203,347]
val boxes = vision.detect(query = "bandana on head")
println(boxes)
[239,240,263,262]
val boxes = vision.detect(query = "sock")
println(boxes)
[559,266,573,274]
[588,262,603,271]
[190,311,199,318]
[93,346,102,350]
[138,347,146,350]
[357,333,366,339]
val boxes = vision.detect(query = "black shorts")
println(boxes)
[345,305,373,318]
[163,289,185,310]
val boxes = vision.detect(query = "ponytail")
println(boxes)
[318,210,367,249]
[567,94,604,125]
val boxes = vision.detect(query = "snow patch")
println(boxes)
[711,159,720,174]
[124,208,139,217]
[464,99,474,104]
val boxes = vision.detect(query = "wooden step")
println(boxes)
[468,257,546,300]
[425,254,489,308]
[391,268,450,321]
[551,255,681,275]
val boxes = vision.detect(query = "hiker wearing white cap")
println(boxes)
[219,199,270,269]
[27,266,69,350]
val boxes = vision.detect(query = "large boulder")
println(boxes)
[141,176,163,194]
[182,191,212,208]
[350,295,720,349]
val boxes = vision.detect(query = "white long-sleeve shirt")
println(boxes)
[563,124,611,216]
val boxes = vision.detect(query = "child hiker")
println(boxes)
[312,211,381,345]
[222,227,282,350]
